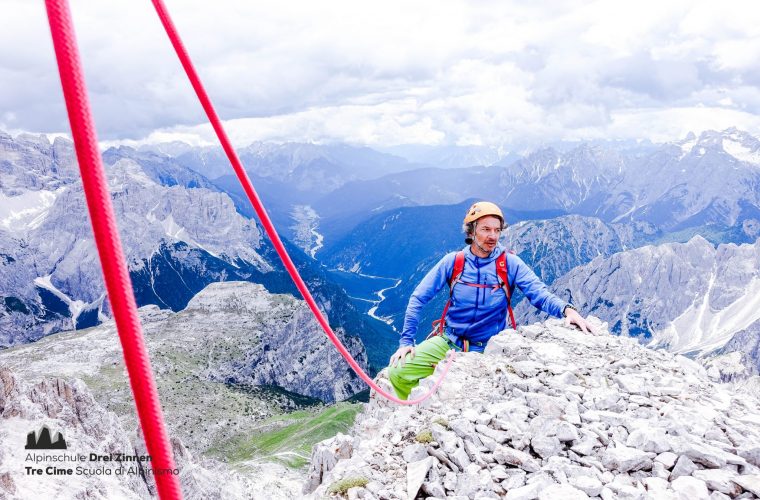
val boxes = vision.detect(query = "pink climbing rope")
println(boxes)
[45,1,182,499]
[150,0,455,405]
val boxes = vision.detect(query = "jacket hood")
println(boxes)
[463,243,505,267]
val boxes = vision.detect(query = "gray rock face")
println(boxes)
[517,236,760,378]
[190,282,368,403]
[0,132,77,194]
[0,134,80,343]
[1,143,269,346]
[503,215,645,285]
[304,318,760,499]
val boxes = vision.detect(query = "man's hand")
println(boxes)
[390,345,416,367]
[564,308,596,334]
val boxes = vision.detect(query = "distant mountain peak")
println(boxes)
[15,132,58,150]
[108,158,158,189]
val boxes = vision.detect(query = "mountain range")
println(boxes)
[0,132,394,369]
[2,126,760,497]
[3,127,760,377]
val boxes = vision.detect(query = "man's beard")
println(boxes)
[475,239,496,255]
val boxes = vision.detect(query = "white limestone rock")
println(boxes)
[692,469,742,496]
[537,483,590,500]
[625,427,671,453]
[569,475,603,497]
[732,474,760,497]
[402,443,428,463]
[601,444,653,472]
[304,320,760,500]
[654,451,678,469]
[493,446,541,472]
[671,476,710,500]
[406,456,433,499]
[531,435,562,459]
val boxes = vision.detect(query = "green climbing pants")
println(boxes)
[387,336,456,400]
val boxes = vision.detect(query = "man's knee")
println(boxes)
[387,363,409,399]
[387,362,408,385]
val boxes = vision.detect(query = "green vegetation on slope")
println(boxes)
[210,402,362,468]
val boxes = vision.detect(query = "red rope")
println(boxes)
[44,2,182,499]
[150,0,455,405]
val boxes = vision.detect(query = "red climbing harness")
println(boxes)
[428,251,518,351]
[496,252,519,332]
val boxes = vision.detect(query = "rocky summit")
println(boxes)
[305,319,760,499]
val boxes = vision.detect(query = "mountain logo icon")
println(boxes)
[25,425,67,450]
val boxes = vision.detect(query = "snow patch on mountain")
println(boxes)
[679,137,697,159]
[0,187,65,231]
[150,211,220,258]
[723,138,760,165]
[652,276,760,356]
[32,275,88,329]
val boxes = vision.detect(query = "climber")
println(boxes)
[387,201,595,400]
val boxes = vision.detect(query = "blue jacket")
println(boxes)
[399,244,568,347]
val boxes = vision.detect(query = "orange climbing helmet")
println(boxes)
[463,201,504,225]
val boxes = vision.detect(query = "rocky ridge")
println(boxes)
[0,367,279,500]
[0,281,367,455]
[305,319,760,499]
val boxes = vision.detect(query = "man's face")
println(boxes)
[473,216,502,253]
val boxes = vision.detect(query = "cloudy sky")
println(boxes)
[2,0,760,148]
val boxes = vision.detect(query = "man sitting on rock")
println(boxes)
[387,201,595,400]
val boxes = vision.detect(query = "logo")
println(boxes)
[25,426,67,450]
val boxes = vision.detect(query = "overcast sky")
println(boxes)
[2,0,760,148]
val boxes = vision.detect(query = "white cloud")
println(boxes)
[608,106,760,143]
[1,0,760,146]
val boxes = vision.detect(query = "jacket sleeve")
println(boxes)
[511,255,568,318]
[399,253,456,346]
